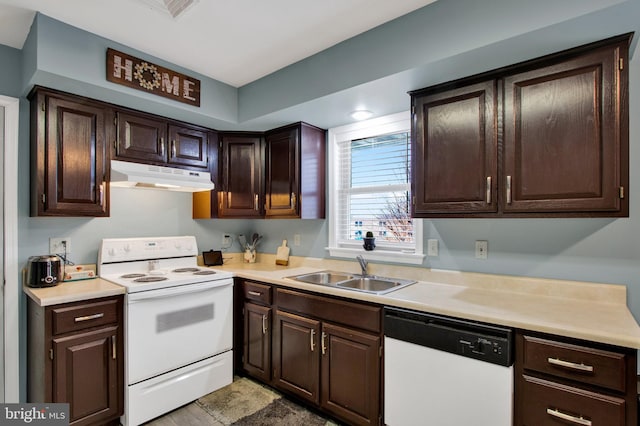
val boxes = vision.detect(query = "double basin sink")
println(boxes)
[288,271,416,295]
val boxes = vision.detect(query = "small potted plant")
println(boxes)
[363,231,376,251]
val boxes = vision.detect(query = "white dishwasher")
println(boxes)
[384,307,514,426]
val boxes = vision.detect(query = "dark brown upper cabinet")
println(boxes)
[168,124,209,169]
[411,33,630,218]
[113,110,209,170]
[30,87,110,217]
[265,123,326,219]
[114,111,166,164]
[412,80,498,215]
[218,133,264,218]
[193,122,326,220]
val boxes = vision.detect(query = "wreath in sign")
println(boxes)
[133,62,161,90]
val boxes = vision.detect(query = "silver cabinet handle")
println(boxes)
[506,175,512,204]
[160,137,165,156]
[310,329,316,352]
[254,194,259,211]
[321,332,327,355]
[74,313,104,323]
[291,192,297,209]
[486,176,492,204]
[247,291,262,297]
[546,408,592,426]
[171,140,176,158]
[262,314,268,334]
[99,183,104,206]
[547,357,594,372]
[111,335,116,360]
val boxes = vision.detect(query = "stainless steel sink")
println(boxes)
[290,271,355,285]
[288,271,415,295]
[337,276,415,294]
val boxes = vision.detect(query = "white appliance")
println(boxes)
[110,159,214,192]
[98,236,233,426]
[384,307,514,426]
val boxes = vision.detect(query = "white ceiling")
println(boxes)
[0,0,437,87]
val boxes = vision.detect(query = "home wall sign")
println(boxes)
[107,48,201,107]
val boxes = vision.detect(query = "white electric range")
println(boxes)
[98,236,233,426]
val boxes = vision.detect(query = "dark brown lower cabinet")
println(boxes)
[273,310,321,404]
[514,331,637,426]
[53,326,121,424]
[320,323,380,426]
[239,281,382,426]
[273,310,381,425]
[28,295,124,426]
[243,302,272,382]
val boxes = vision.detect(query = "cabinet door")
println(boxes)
[412,80,497,215]
[243,303,271,382]
[219,134,263,217]
[115,111,167,163]
[320,323,380,426]
[503,42,627,214]
[32,91,109,216]
[52,325,121,426]
[168,124,208,169]
[273,310,320,404]
[265,127,298,217]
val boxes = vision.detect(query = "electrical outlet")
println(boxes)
[294,234,301,246]
[427,239,439,256]
[475,240,488,259]
[50,237,71,254]
[221,234,232,249]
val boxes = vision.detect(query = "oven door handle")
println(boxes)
[128,280,232,302]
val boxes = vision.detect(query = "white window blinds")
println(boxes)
[336,131,414,251]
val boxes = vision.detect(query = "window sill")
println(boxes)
[326,247,425,265]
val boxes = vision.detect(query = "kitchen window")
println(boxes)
[327,112,424,264]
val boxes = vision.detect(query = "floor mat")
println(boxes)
[195,377,339,425]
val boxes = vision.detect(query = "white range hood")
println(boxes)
[110,160,214,192]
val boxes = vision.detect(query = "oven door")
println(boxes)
[126,279,233,384]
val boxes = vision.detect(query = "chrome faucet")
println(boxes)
[356,255,368,276]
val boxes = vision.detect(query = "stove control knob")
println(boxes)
[123,244,131,252]
[108,248,116,257]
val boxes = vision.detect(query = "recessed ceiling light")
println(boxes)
[350,110,374,121]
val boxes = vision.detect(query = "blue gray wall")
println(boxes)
[2,0,640,399]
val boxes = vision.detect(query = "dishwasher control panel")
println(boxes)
[384,307,513,366]
[457,334,510,365]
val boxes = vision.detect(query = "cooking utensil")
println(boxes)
[238,234,247,250]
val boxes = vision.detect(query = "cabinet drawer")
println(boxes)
[51,298,119,335]
[276,288,381,333]
[243,281,272,305]
[520,374,625,426]
[523,335,627,392]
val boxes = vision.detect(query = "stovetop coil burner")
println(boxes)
[173,267,200,273]
[194,270,216,275]
[134,276,169,283]
[121,273,146,279]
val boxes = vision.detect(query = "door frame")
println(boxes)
[1,95,19,402]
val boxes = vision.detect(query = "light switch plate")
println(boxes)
[427,239,439,256]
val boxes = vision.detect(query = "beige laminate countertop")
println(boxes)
[24,277,125,306]
[22,254,640,349]
[205,253,640,349]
